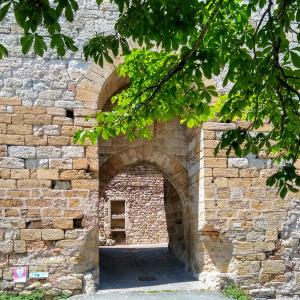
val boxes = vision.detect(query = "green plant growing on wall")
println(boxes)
[0,291,69,300]
[0,0,299,197]
[222,284,252,300]
[0,291,45,300]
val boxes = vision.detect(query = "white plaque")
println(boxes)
[13,267,27,283]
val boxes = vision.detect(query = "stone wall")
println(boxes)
[0,1,117,295]
[0,0,300,297]
[0,99,100,295]
[99,164,168,245]
[196,122,300,298]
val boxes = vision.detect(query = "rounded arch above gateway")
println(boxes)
[75,58,129,111]
[76,52,189,201]
[76,41,135,111]
[99,146,189,204]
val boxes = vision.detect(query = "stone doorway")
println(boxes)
[98,163,190,290]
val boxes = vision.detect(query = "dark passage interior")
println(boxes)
[99,246,195,290]
[98,163,191,290]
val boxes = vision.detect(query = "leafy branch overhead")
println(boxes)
[1,0,300,197]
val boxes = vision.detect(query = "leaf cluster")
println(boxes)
[0,0,79,56]
[222,284,251,300]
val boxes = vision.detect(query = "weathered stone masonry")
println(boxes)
[0,0,300,298]
[99,164,169,245]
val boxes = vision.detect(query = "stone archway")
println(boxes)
[97,147,190,261]
[75,56,194,291]
[97,160,193,291]
[98,147,189,203]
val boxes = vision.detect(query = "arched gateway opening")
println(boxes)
[98,162,193,290]
[96,147,192,290]
[76,61,196,291]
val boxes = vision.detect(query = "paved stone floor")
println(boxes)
[71,244,228,299]
[71,290,228,300]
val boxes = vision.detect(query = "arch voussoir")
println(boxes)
[99,147,189,204]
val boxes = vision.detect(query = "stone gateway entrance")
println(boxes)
[99,164,183,248]
[0,54,300,298]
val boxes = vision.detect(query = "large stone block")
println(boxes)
[261,260,286,274]
[17,179,51,188]
[55,239,80,248]
[36,146,62,158]
[8,146,36,158]
[60,170,86,180]
[265,228,278,242]
[0,97,21,106]
[228,158,249,168]
[0,241,14,254]
[73,158,88,169]
[20,229,41,240]
[42,229,64,240]
[47,107,66,116]
[64,229,85,239]
[71,179,98,190]
[48,136,71,146]
[0,157,24,168]
[53,116,73,126]
[234,242,254,255]
[62,146,85,158]
[53,219,73,229]
[42,209,62,217]
[34,125,61,136]
[237,261,261,275]
[0,217,26,229]
[49,158,72,169]
[0,124,6,134]
[0,179,16,188]
[205,158,227,168]
[213,168,239,178]
[25,158,49,169]
[0,113,11,124]
[57,276,82,290]
[52,180,71,190]
[10,169,30,179]
[14,106,47,114]
[24,114,52,125]
[0,134,24,145]
[3,268,13,280]
[39,90,62,100]
[254,241,275,252]
[25,135,48,146]
[37,169,59,180]
[7,125,32,135]
[1,199,23,207]
[14,240,26,253]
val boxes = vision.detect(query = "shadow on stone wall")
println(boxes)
[199,224,233,273]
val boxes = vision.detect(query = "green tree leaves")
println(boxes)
[0,43,8,59]
[11,0,80,57]
[0,2,10,22]
[83,34,130,67]
[20,34,34,54]
[1,0,300,197]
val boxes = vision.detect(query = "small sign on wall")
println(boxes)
[29,272,49,279]
[13,267,27,283]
